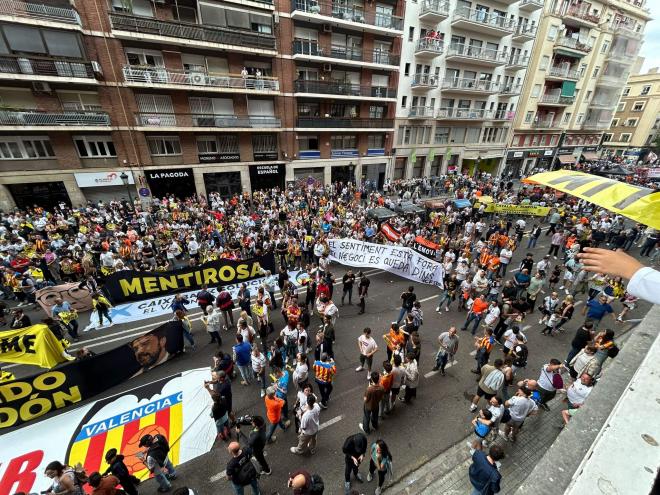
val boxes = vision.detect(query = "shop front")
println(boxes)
[249,163,285,191]
[145,168,196,199]
[7,181,70,209]
[203,171,242,198]
[505,149,554,177]
[331,164,355,184]
[554,148,577,169]
[74,171,135,204]
[362,163,387,191]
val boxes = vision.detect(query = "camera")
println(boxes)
[231,414,254,427]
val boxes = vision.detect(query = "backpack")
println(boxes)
[607,344,620,358]
[512,345,528,368]
[233,454,258,486]
[310,473,324,495]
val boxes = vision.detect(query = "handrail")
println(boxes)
[420,0,449,16]
[290,0,403,30]
[441,77,499,91]
[548,66,580,79]
[0,109,109,126]
[416,38,444,53]
[412,74,439,87]
[446,43,507,62]
[436,108,492,119]
[0,56,95,79]
[0,0,80,24]
[134,113,281,128]
[555,35,593,53]
[540,93,575,104]
[293,80,396,98]
[453,6,516,31]
[292,41,400,65]
[409,106,435,117]
[296,117,393,128]
[122,66,279,91]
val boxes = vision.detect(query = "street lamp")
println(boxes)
[348,161,356,185]
[119,171,133,205]
[475,155,482,177]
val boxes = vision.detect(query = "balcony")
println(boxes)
[451,7,516,37]
[445,44,507,67]
[109,13,276,54]
[590,99,616,110]
[0,109,110,129]
[598,72,629,87]
[581,120,611,130]
[512,25,537,42]
[554,35,593,57]
[296,117,394,130]
[436,108,493,120]
[563,7,601,29]
[409,106,435,119]
[500,84,522,96]
[0,56,97,83]
[290,0,403,36]
[519,0,544,12]
[532,119,561,129]
[0,0,80,27]
[411,74,439,90]
[546,66,580,81]
[293,80,396,100]
[440,77,499,95]
[415,39,444,58]
[134,113,281,130]
[506,55,530,69]
[122,66,279,93]
[539,93,575,106]
[606,50,635,66]
[292,41,399,68]
[611,22,644,41]
[419,0,449,23]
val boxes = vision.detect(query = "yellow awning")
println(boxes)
[525,170,660,229]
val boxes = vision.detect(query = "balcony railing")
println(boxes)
[291,0,403,30]
[548,66,580,79]
[582,120,611,130]
[409,106,435,118]
[446,43,507,63]
[507,55,530,66]
[565,7,601,24]
[122,66,279,91]
[519,0,544,9]
[415,38,444,54]
[420,0,449,18]
[135,113,281,128]
[606,50,636,65]
[292,40,399,65]
[293,80,396,98]
[0,56,95,79]
[436,108,492,119]
[411,74,439,88]
[598,72,629,86]
[109,13,276,50]
[500,84,522,95]
[555,35,593,54]
[453,7,516,32]
[611,22,644,40]
[513,24,538,37]
[540,93,575,105]
[0,109,109,126]
[296,117,393,128]
[532,119,559,128]
[590,99,615,109]
[441,77,499,92]
[0,0,80,24]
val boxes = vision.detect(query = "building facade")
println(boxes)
[602,68,660,159]
[0,0,402,209]
[504,0,650,177]
[392,0,543,180]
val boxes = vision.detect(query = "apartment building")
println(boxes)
[392,0,542,180]
[0,0,402,209]
[504,0,650,177]
[602,68,660,159]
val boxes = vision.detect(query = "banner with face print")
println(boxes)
[36,282,93,315]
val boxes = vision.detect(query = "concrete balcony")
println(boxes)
[451,7,516,37]
[554,35,593,57]
[408,106,435,119]
[519,0,544,12]
[581,120,611,130]
[590,99,616,109]
[0,0,80,29]
[292,41,399,69]
[445,44,507,67]
[293,80,396,101]
[506,55,530,69]
[598,73,629,87]
[440,77,499,95]
[606,50,636,66]
[436,108,493,120]
[108,13,277,55]
[134,113,281,131]
[610,22,644,41]
[563,7,601,29]
[532,119,561,129]
[0,109,110,130]
[546,66,580,81]
[290,0,403,36]
[500,84,522,96]
[411,74,439,90]
[539,93,575,106]
[0,56,97,84]
[512,25,537,42]
[296,117,393,131]
[415,39,444,58]
[419,0,449,23]
[122,66,279,94]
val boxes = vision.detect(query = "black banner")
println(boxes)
[0,321,184,430]
[413,236,440,259]
[103,255,276,303]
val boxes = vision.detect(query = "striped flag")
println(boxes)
[381,222,401,241]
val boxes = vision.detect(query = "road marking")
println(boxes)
[470,350,477,356]
[575,300,584,306]
[209,471,226,482]
[419,294,439,303]
[319,414,344,431]
[424,360,458,378]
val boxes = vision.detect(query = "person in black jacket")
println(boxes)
[342,432,367,495]
[103,448,139,495]
[237,415,271,475]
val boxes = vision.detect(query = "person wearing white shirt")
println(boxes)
[502,326,525,355]
[483,302,501,329]
[290,394,321,455]
[500,387,538,441]
[356,327,378,373]
[566,373,593,408]
[499,247,513,276]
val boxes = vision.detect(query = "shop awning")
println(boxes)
[581,152,599,161]
[557,155,576,164]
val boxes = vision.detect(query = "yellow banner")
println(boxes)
[525,170,660,229]
[478,203,550,216]
[0,324,71,369]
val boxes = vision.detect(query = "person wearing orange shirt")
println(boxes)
[264,386,290,443]
[461,294,489,335]
[486,254,500,280]
[383,323,406,362]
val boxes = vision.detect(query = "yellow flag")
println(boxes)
[0,324,71,369]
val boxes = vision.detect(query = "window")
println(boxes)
[0,136,54,159]
[525,111,533,123]
[563,112,572,124]
[408,27,414,42]
[540,56,550,70]
[625,118,638,127]
[298,135,319,150]
[617,102,625,112]
[548,25,558,40]
[369,105,385,119]
[602,133,612,142]
[331,135,357,149]
[252,134,277,152]
[641,85,651,95]
[404,63,410,76]
[368,135,385,148]
[601,41,609,53]
[611,118,619,127]
[531,84,541,98]
[147,136,181,156]
[622,87,630,96]
[620,133,631,143]
[434,126,449,144]
[74,136,116,158]
[577,113,584,124]
[401,95,407,108]
[579,64,587,77]
[633,101,645,111]
[586,90,592,100]
[592,66,600,78]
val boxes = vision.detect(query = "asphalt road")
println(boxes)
[4,235,653,495]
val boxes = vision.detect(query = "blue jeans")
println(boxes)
[154,458,176,490]
[182,327,195,347]
[396,307,410,325]
[436,291,454,310]
[265,418,287,442]
[462,312,483,335]
[237,364,253,383]
[527,237,538,249]
[232,479,261,495]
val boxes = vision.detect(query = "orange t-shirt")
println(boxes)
[472,298,489,315]
[265,396,283,424]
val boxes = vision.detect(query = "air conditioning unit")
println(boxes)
[31,82,52,94]
[189,72,206,85]
[322,63,332,72]
[323,24,332,33]
[91,61,103,77]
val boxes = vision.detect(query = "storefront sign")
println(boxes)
[198,153,241,163]
[146,169,193,181]
[544,150,554,156]
[139,187,151,197]
[512,151,524,158]
[74,171,135,188]
[299,150,321,159]
[253,164,281,176]
[557,148,574,155]
[253,151,279,161]
[367,148,385,156]
[331,149,358,158]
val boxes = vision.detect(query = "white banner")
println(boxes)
[328,239,444,289]
[0,368,215,495]
[74,171,135,188]
[85,270,311,331]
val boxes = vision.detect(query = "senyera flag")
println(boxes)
[381,223,401,242]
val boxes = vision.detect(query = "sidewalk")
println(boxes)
[387,399,565,495]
